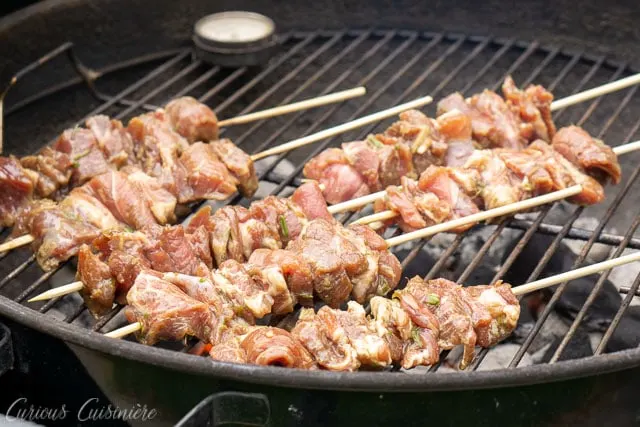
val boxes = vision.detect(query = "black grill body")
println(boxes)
[1,1,640,426]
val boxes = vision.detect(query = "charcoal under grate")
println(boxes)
[1,30,640,375]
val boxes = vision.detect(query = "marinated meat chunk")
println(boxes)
[179,142,238,200]
[382,109,447,174]
[369,296,412,363]
[0,156,34,227]
[77,245,116,317]
[209,206,248,265]
[394,289,441,368]
[85,115,137,167]
[241,327,317,369]
[464,150,527,209]
[438,91,525,150]
[125,272,213,345]
[20,147,72,198]
[209,139,258,198]
[165,96,219,143]
[127,110,193,202]
[287,219,366,307]
[552,126,621,184]
[418,166,480,231]
[289,181,333,223]
[217,259,273,319]
[303,148,371,204]
[14,199,102,271]
[62,188,123,230]
[84,171,158,229]
[249,196,308,246]
[334,302,392,368]
[502,75,556,142]
[348,223,402,299]
[528,140,605,205]
[342,140,382,191]
[407,278,481,369]
[123,167,177,225]
[292,307,360,371]
[465,281,520,347]
[143,224,210,277]
[497,149,555,195]
[249,248,314,307]
[161,271,252,344]
[53,128,111,186]
[93,230,151,304]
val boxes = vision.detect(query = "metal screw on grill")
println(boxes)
[193,11,279,67]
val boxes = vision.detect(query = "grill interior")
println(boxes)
[2,30,640,373]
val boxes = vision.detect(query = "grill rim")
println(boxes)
[1,30,640,389]
[2,295,640,391]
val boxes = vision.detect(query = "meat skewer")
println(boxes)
[352,136,629,228]
[29,183,580,324]
[0,87,367,222]
[304,76,626,205]
[0,96,434,254]
[104,249,640,370]
[28,177,578,304]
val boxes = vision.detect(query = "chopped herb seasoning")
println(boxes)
[378,277,390,295]
[411,327,421,344]
[427,293,440,306]
[279,215,289,239]
[73,149,91,161]
[367,135,383,148]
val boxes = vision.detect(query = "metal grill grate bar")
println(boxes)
[550,213,640,361]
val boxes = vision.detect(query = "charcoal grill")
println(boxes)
[1,1,640,426]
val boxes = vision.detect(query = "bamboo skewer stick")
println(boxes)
[350,141,638,223]
[511,251,640,296]
[104,323,143,339]
[549,73,640,111]
[0,234,35,252]
[28,281,83,302]
[218,87,366,127]
[103,249,640,339]
[384,185,582,247]
[250,96,433,161]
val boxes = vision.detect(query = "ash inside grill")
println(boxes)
[1,31,640,374]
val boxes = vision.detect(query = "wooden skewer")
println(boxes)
[104,322,143,339]
[350,141,638,223]
[384,185,582,247]
[28,281,83,302]
[549,73,640,111]
[218,87,366,127]
[103,248,640,339]
[250,95,433,161]
[512,251,640,296]
[0,234,35,252]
